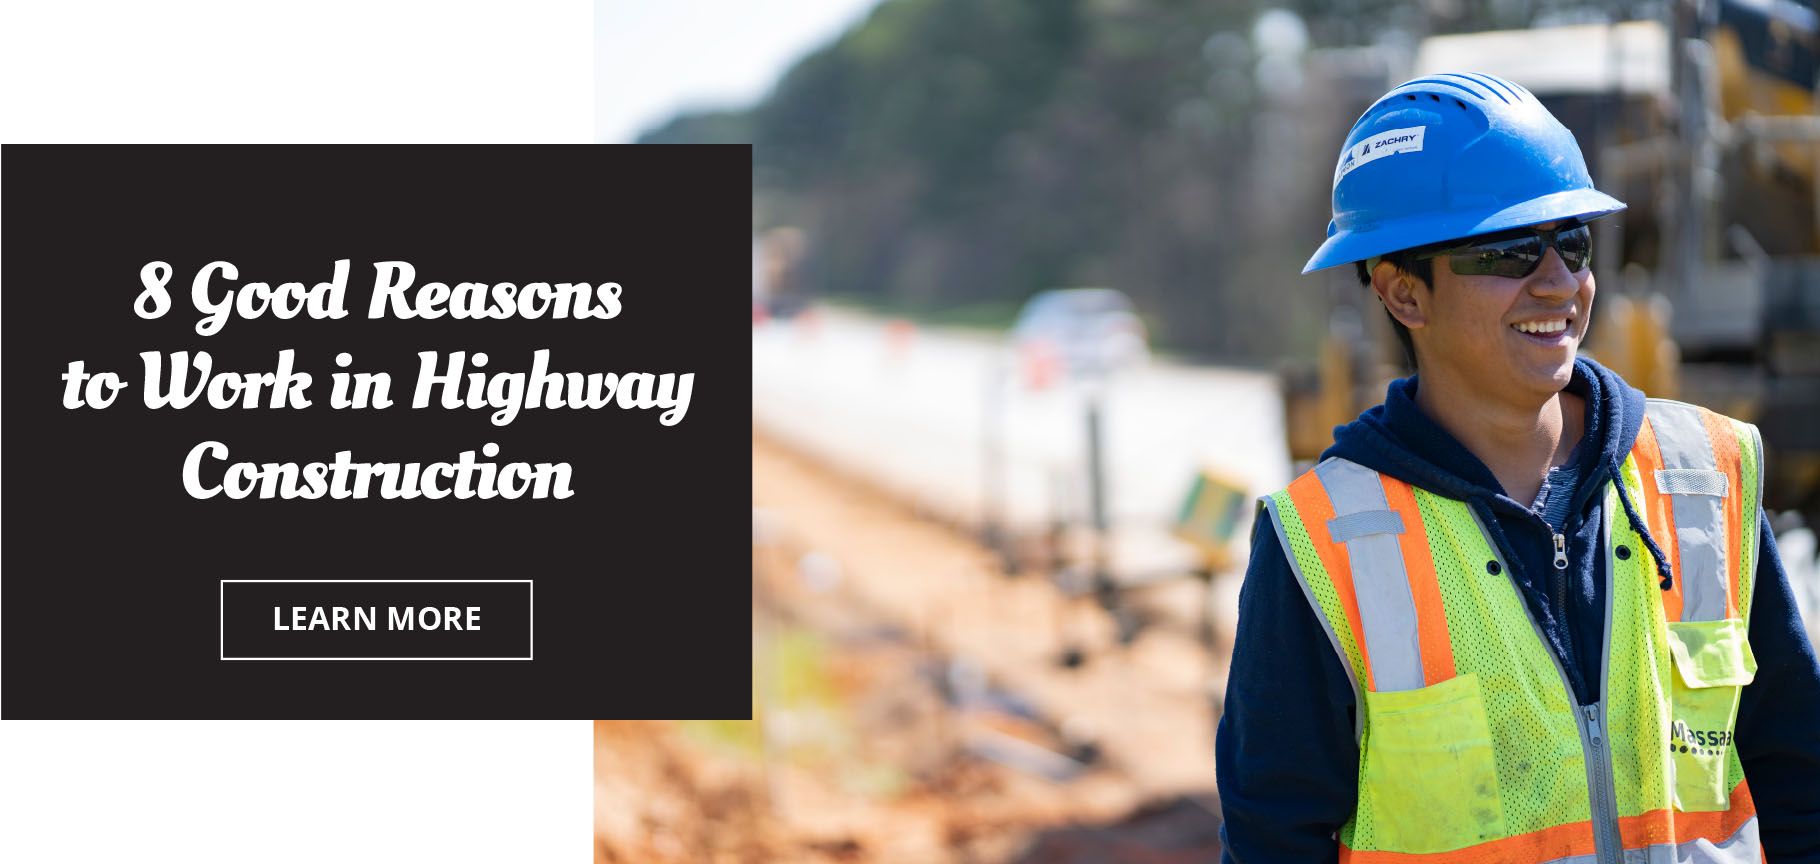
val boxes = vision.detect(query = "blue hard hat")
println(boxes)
[1302,72,1627,274]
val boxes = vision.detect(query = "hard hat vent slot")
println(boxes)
[1401,77,1497,104]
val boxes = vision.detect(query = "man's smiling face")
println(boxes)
[1397,221,1594,399]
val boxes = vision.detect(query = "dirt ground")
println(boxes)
[593,433,1227,863]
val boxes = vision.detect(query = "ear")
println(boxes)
[1370,260,1429,330]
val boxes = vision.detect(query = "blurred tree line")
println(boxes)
[644,0,1645,364]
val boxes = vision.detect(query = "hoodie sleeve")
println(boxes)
[1737,509,1820,860]
[1217,514,1359,863]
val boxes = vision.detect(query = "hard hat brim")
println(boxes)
[1301,188,1627,275]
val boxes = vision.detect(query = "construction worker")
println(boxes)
[1216,73,1820,861]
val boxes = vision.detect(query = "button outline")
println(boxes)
[218,579,534,661]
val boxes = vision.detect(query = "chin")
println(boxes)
[1503,352,1575,396]
[1531,360,1576,393]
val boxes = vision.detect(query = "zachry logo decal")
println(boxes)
[1334,125,1427,187]
[1669,718,1733,755]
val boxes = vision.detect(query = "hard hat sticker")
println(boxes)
[1333,126,1427,188]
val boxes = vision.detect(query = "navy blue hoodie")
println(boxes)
[1216,357,1820,861]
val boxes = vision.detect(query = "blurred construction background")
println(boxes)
[597,0,1820,861]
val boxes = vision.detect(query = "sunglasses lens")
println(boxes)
[1443,225,1593,277]
[1557,225,1592,271]
[1449,236,1543,278]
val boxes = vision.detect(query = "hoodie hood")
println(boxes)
[1321,356,1677,588]
[1321,356,1645,513]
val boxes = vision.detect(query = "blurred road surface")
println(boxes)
[752,307,1291,580]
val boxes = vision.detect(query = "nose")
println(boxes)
[1527,247,1579,300]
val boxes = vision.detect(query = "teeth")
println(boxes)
[1514,319,1568,335]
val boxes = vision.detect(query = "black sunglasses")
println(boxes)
[1412,223,1592,279]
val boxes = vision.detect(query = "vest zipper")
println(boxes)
[1587,499,1625,864]
[1578,703,1622,864]
[1548,528,1578,674]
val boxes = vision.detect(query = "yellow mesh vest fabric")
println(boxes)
[1399,488,1588,839]
[1605,456,1674,818]
[1734,418,1760,624]
[1725,418,1760,796]
[1266,483,1593,852]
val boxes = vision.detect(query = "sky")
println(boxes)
[595,0,885,143]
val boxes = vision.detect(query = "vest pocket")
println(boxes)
[1361,673,1508,852]
[1665,618,1757,812]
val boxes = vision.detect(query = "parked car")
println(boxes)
[1010,288,1150,382]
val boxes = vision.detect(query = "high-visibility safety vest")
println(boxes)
[1261,399,1765,863]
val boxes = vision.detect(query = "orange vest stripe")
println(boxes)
[1697,409,1744,618]
[1338,784,1756,864]
[1621,783,1757,848]
[1289,470,1375,689]
[1380,475,1456,685]
[1633,418,1684,621]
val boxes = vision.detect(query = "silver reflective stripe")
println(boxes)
[1530,815,1761,864]
[1327,509,1404,543]
[1654,469,1727,497]
[1314,459,1425,692]
[1648,402,1728,622]
[1662,814,1760,863]
[1261,494,1364,740]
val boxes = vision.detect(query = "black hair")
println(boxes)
[1356,250,1432,369]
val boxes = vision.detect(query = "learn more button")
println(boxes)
[219,580,532,660]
